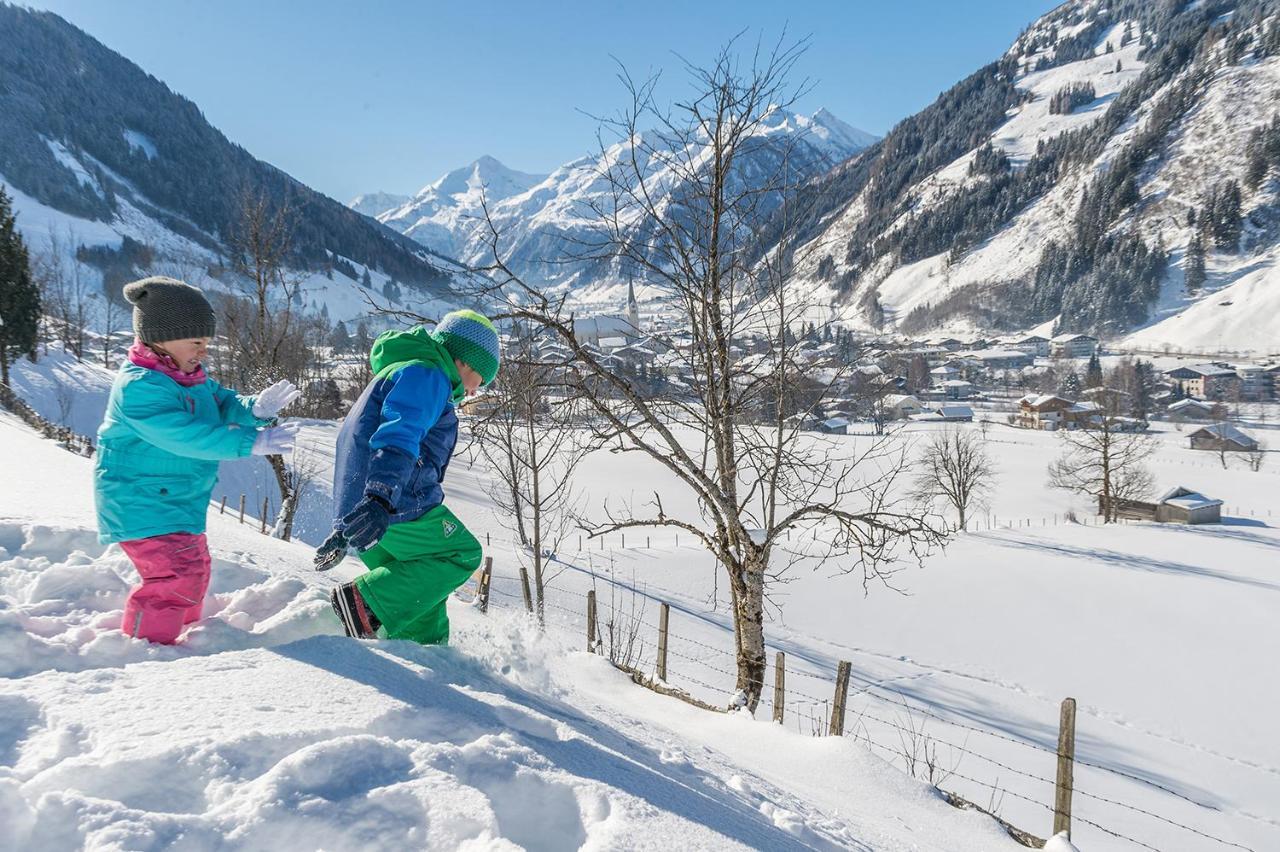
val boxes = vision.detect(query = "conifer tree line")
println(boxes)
[0,187,41,388]
[1049,82,1097,115]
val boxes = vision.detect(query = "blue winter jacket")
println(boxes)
[332,327,465,527]
[95,364,265,543]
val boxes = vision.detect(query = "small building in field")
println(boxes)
[1108,486,1223,524]
[1155,487,1223,524]
[934,405,975,422]
[818,417,849,435]
[1187,423,1259,452]
[883,394,923,420]
[1167,398,1223,421]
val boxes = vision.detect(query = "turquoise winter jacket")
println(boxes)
[94,364,266,543]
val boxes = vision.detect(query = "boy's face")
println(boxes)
[154,338,210,374]
[455,359,483,397]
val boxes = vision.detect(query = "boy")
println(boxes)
[321,310,499,644]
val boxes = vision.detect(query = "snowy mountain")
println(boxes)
[348,190,412,219]
[376,156,548,261]
[0,6,457,324]
[363,109,876,299]
[778,0,1280,352]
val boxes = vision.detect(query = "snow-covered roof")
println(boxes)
[884,394,920,407]
[937,405,974,418]
[1189,423,1256,444]
[1167,398,1214,412]
[1157,487,1223,510]
[1051,333,1097,343]
[1168,363,1237,378]
[940,379,973,388]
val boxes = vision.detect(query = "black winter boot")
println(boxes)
[331,582,381,639]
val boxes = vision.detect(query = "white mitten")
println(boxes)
[252,379,302,419]
[251,421,301,456]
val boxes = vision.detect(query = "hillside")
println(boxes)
[0,4,457,323]
[0,411,1028,852]
[778,0,1280,351]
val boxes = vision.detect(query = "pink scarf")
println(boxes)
[128,340,207,387]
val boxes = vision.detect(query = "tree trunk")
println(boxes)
[267,454,296,541]
[730,551,767,712]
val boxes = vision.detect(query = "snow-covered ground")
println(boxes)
[1,412,1035,850]
[3,348,1276,850]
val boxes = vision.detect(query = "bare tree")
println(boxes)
[472,323,592,623]
[1244,442,1266,473]
[33,231,92,360]
[911,427,996,530]
[217,187,309,540]
[1048,402,1157,522]
[474,37,947,710]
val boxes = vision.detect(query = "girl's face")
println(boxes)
[455,359,483,397]
[154,338,210,374]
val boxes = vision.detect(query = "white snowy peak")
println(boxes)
[375,107,875,286]
[348,190,412,218]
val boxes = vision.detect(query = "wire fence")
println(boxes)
[472,556,1258,852]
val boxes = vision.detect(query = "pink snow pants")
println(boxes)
[119,532,211,644]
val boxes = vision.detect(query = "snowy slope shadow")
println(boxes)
[274,635,866,851]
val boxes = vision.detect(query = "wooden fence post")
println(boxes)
[656,602,670,682]
[829,660,851,736]
[260,497,269,534]
[518,564,533,614]
[239,494,246,524]
[772,651,786,724]
[477,556,492,614]
[586,589,598,653]
[486,532,491,547]
[219,496,227,515]
[1054,697,1077,839]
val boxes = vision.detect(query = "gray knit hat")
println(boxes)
[122,276,216,343]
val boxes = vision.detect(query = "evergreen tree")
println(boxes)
[0,187,41,388]
[1131,360,1154,420]
[328,320,350,352]
[1085,352,1104,388]
[361,267,372,287]
[1245,127,1268,190]
[1060,369,1083,399]
[1185,235,1206,293]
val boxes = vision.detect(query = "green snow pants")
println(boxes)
[353,504,482,645]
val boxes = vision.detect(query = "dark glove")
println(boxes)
[340,495,393,551]
[314,529,349,572]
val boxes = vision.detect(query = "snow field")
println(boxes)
[463,420,1279,852]
[0,415,1023,851]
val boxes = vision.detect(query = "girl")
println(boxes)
[95,276,300,644]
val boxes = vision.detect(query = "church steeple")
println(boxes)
[626,275,640,333]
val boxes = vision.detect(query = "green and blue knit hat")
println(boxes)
[431,309,500,386]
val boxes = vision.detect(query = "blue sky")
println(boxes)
[26,0,1060,202]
